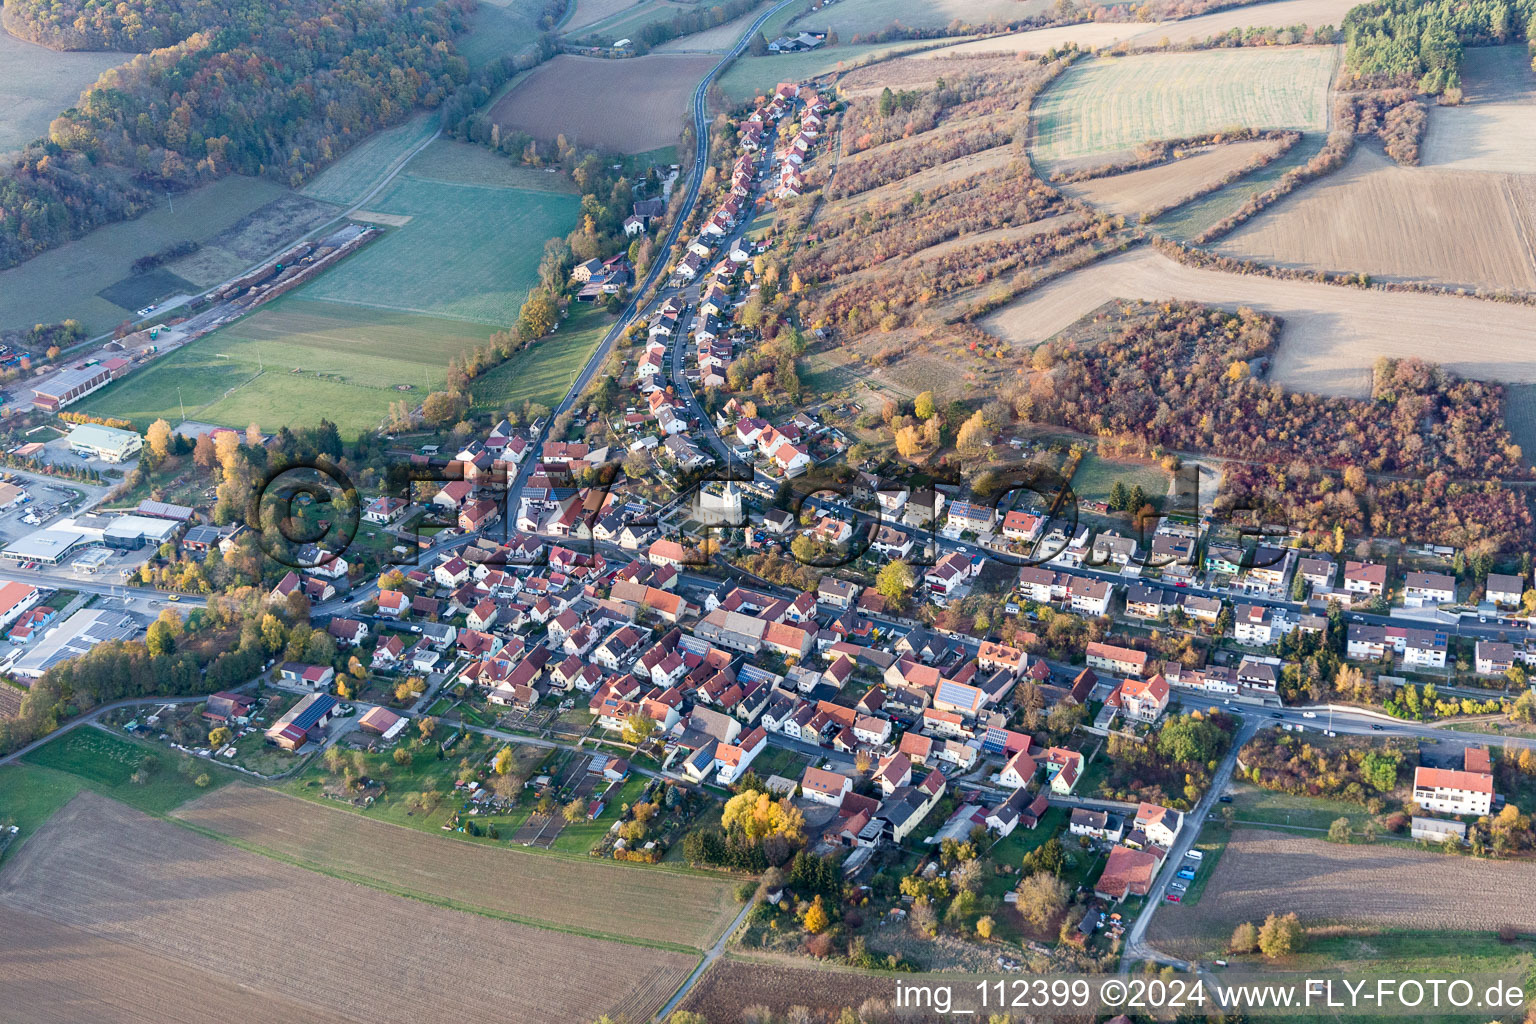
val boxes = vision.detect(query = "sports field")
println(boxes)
[299,112,440,207]
[471,303,614,412]
[302,175,578,324]
[0,176,297,333]
[1030,47,1337,170]
[80,297,488,435]
[0,28,125,155]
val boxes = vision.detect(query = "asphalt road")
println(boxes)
[505,0,801,512]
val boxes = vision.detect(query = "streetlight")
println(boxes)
[177,387,186,424]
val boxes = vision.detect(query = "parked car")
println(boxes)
[1165,893,1181,903]
[1176,868,1196,881]
[1218,795,1233,803]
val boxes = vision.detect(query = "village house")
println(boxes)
[1085,641,1148,678]
[1413,765,1493,816]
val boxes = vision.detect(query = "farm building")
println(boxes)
[359,706,406,740]
[65,422,143,462]
[266,692,338,750]
[1410,816,1468,843]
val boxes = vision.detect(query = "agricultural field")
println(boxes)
[1029,47,1337,171]
[174,783,741,949]
[717,40,968,103]
[810,0,1049,37]
[1146,828,1536,958]
[567,0,694,44]
[301,174,578,324]
[655,0,768,51]
[1152,130,1326,237]
[1421,44,1536,175]
[20,726,228,816]
[1126,0,1357,47]
[2,793,699,1024]
[980,247,1536,397]
[1503,384,1536,463]
[457,0,554,69]
[916,20,1153,58]
[0,176,295,334]
[491,53,715,153]
[0,29,126,155]
[561,0,645,32]
[471,302,616,412]
[299,112,440,207]
[1215,147,1536,293]
[0,905,362,1024]
[403,138,580,192]
[1061,137,1288,219]
[81,297,489,435]
[678,956,900,1023]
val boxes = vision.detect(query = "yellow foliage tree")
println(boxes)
[803,896,829,934]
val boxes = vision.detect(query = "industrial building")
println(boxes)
[9,609,139,679]
[66,422,144,463]
[32,359,130,412]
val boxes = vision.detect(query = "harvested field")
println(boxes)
[0,29,125,155]
[1147,828,1536,957]
[1127,0,1356,47]
[812,0,1049,37]
[917,20,1158,58]
[175,783,739,949]
[1216,147,1536,292]
[1030,47,1336,170]
[981,247,1536,396]
[168,193,340,287]
[562,0,641,32]
[0,793,697,1024]
[1061,138,1287,218]
[0,905,363,1024]
[678,956,899,1024]
[1422,45,1536,175]
[490,53,715,153]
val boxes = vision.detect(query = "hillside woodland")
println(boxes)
[0,0,473,270]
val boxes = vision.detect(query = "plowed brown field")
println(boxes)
[0,793,697,1024]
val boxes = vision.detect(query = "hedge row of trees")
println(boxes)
[1021,304,1527,479]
